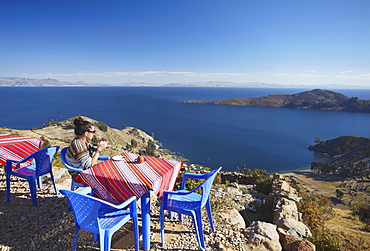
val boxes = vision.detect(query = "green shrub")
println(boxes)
[95,121,108,132]
[352,204,370,231]
[174,167,204,192]
[91,135,98,145]
[236,166,272,194]
[131,139,138,148]
[129,128,140,137]
[309,229,341,251]
[255,177,273,195]
[40,136,51,148]
[145,140,157,156]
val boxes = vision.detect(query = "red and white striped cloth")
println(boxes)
[77,152,183,205]
[0,134,44,168]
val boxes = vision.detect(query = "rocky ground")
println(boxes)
[0,168,249,251]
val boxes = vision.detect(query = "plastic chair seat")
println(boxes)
[167,190,202,210]
[98,209,131,229]
[12,163,36,175]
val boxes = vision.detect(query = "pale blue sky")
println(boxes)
[0,0,369,88]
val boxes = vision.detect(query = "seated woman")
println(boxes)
[66,117,108,174]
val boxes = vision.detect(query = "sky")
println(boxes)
[0,0,369,88]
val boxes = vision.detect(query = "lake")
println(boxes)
[0,87,369,173]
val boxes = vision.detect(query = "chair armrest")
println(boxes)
[98,156,110,161]
[181,172,210,189]
[183,172,209,180]
[162,190,193,206]
[163,190,193,196]
[61,187,136,210]
[5,155,35,173]
[97,196,137,210]
[5,155,34,165]
[181,167,222,189]
[75,187,93,195]
[66,165,83,173]
[76,186,136,210]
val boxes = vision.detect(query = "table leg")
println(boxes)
[141,190,151,251]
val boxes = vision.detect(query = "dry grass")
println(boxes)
[325,208,370,250]
[286,171,370,250]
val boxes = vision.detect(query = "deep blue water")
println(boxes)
[1,87,369,173]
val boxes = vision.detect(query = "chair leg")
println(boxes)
[192,210,205,251]
[6,174,11,202]
[93,233,99,242]
[132,210,139,251]
[71,179,76,191]
[169,211,184,223]
[206,199,215,232]
[72,226,80,251]
[49,172,58,194]
[169,210,174,218]
[28,178,38,206]
[100,230,112,251]
[67,179,76,211]
[36,176,43,189]
[159,206,165,246]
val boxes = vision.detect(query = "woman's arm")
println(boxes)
[90,140,108,166]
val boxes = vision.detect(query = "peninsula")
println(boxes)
[181,89,370,113]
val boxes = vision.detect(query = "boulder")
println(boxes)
[273,197,301,222]
[244,221,282,251]
[283,234,316,251]
[227,186,243,196]
[271,178,301,202]
[275,218,312,238]
[219,208,246,229]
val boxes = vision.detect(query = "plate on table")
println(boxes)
[112,155,126,161]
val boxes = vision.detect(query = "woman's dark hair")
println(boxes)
[74,116,94,136]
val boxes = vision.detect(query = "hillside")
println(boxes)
[1,117,370,250]
[308,135,370,165]
[181,89,370,113]
[0,116,182,167]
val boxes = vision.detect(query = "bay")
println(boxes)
[0,87,369,173]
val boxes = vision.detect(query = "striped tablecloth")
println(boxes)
[0,134,44,168]
[77,152,183,205]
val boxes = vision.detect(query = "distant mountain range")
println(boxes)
[0,77,284,87]
[0,76,367,89]
[181,89,370,113]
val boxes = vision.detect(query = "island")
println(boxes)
[308,135,370,177]
[181,89,370,113]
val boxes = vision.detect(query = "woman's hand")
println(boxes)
[97,138,108,151]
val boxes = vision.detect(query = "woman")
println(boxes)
[66,116,108,171]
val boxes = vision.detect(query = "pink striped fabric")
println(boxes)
[0,134,44,168]
[77,152,183,205]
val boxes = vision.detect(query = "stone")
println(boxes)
[227,186,243,196]
[275,218,312,238]
[283,234,316,251]
[219,208,246,229]
[273,197,300,222]
[244,221,282,251]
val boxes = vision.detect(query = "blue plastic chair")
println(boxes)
[160,166,222,250]
[5,145,60,206]
[60,147,109,191]
[60,187,139,251]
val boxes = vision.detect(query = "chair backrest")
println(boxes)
[60,147,82,172]
[194,167,222,207]
[60,189,102,232]
[33,145,60,176]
